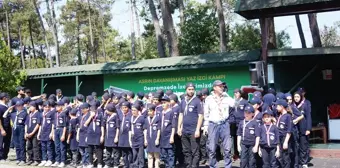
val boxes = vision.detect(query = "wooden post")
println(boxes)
[259,17,269,85]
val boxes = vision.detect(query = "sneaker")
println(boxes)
[45,160,53,167]
[0,159,5,163]
[58,162,65,167]
[39,161,46,166]
[18,161,26,166]
[87,165,93,168]
[52,162,60,167]
[26,160,34,165]
[16,160,20,164]
[302,165,308,168]
[32,161,40,166]
[97,164,103,168]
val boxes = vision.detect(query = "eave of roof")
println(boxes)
[26,50,260,79]
[268,47,340,57]
[235,0,340,19]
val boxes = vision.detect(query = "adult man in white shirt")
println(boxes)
[203,80,235,168]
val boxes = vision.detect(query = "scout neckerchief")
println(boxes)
[106,113,116,138]
[0,101,8,108]
[264,123,273,147]
[80,112,88,128]
[242,119,252,140]
[57,95,63,102]
[29,110,38,128]
[213,93,225,118]
[131,115,141,135]
[14,110,24,130]
[148,115,156,138]
[254,110,260,119]
[276,113,284,127]
[161,108,171,131]
[184,95,195,116]
[120,112,128,134]
[42,110,50,126]
[92,111,99,131]
[295,99,305,110]
[234,98,243,112]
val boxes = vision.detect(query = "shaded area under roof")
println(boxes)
[268,46,340,57]
[235,0,340,19]
[26,50,260,79]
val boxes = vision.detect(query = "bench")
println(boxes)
[309,126,327,144]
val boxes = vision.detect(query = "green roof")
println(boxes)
[235,0,340,19]
[268,47,340,57]
[26,50,260,79]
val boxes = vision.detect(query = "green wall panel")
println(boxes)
[104,66,250,96]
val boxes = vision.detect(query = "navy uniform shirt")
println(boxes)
[259,123,279,148]
[237,119,260,146]
[160,109,175,148]
[180,96,202,135]
[276,113,292,137]
[10,97,22,111]
[233,98,248,124]
[54,110,68,129]
[144,115,161,153]
[254,111,263,125]
[68,117,79,150]
[0,103,10,128]
[78,112,90,147]
[171,104,180,133]
[40,110,55,141]
[103,113,120,147]
[295,101,312,133]
[87,111,104,145]
[25,111,41,134]
[130,115,145,148]
[13,109,28,127]
[118,111,132,148]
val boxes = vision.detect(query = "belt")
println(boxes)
[210,120,227,125]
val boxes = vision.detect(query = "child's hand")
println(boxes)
[114,137,118,143]
[170,136,174,144]
[283,142,288,150]
[275,150,280,158]
[76,135,79,142]
[155,139,159,146]
[100,136,104,144]
[177,129,182,136]
[61,135,65,142]
[67,139,70,144]
[144,141,148,147]
[258,148,262,157]
[37,134,40,141]
[237,145,242,153]
[252,146,258,153]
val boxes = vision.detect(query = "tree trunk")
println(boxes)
[267,17,276,49]
[178,0,185,26]
[99,12,107,62]
[28,20,37,68]
[295,15,307,48]
[39,0,53,68]
[77,14,82,65]
[160,0,179,56]
[130,0,136,60]
[133,0,144,53]
[18,25,25,69]
[0,22,6,40]
[5,10,11,50]
[215,0,227,52]
[148,0,166,58]
[87,0,95,64]
[308,13,322,47]
[51,0,60,66]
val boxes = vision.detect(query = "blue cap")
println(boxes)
[29,101,37,107]
[185,82,195,89]
[121,101,130,108]
[43,101,51,107]
[35,99,43,106]
[62,97,70,104]
[106,103,116,112]
[276,92,286,100]
[87,95,94,102]
[16,100,24,106]
[161,95,170,102]
[56,101,64,106]
[76,94,84,101]
[263,109,273,116]
[147,104,156,111]
[70,108,78,115]
[253,91,262,98]
[16,86,25,91]
[56,89,62,94]
[137,92,144,98]
[79,103,90,109]
[127,91,135,98]
[0,93,9,99]
[249,96,261,105]
[268,88,276,94]
[23,97,31,104]
[91,92,97,97]
[244,105,255,113]
[297,87,305,93]
[165,90,173,96]
[274,99,288,108]
[132,103,142,111]
[285,93,292,99]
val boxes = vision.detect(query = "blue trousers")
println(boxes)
[240,144,256,168]
[41,140,54,161]
[0,127,11,160]
[161,148,175,168]
[278,136,291,168]
[207,122,232,168]
[14,125,26,162]
[54,128,66,163]
[299,134,309,165]
[261,147,279,168]
[121,147,132,168]
[291,129,300,168]
[132,146,144,168]
[79,146,89,166]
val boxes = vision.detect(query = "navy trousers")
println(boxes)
[54,128,66,163]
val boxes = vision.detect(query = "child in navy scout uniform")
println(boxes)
[129,103,145,168]
[25,101,42,166]
[118,101,132,168]
[258,109,280,168]
[85,105,105,168]
[67,108,79,168]
[159,96,176,168]
[13,100,28,166]
[144,104,161,168]
[249,96,263,124]
[38,101,55,167]
[237,105,260,168]
[275,99,292,168]
[103,103,120,168]
[53,101,68,167]
[77,103,91,167]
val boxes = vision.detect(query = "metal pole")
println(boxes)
[76,76,79,95]
[40,78,44,94]
[289,64,318,93]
